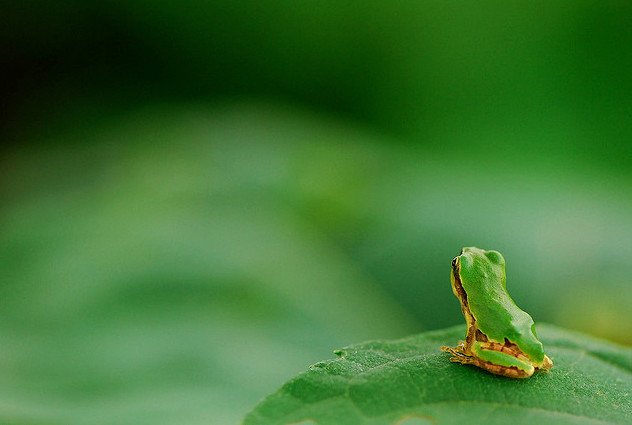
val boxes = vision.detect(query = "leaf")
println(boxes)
[243,324,632,425]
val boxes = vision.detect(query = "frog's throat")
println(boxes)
[451,265,478,351]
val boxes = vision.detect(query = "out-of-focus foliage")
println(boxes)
[2,1,632,424]
[0,105,418,424]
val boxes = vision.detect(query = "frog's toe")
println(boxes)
[441,345,474,364]
[539,355,553,371]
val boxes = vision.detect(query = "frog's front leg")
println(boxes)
[440,341,472,363]
[471,341,535,378]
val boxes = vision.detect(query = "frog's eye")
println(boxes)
[451,257,459,267]
[485,250,505,265]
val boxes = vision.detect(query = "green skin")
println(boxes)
[454,247,548,373]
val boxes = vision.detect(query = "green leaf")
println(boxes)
[243,324,632,425]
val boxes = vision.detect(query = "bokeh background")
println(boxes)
[2,2,632,424]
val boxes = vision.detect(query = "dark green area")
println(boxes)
[2,2,632,424]
[245,325,632,425]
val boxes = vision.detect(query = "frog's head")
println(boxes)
[456,246,504,265]
[453,247,506,285]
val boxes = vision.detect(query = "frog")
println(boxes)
[440,247,553,378]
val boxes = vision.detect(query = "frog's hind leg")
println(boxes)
[471,341,535,378]
[441,342,530,377]
[476,360,531,379]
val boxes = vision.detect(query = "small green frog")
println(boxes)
[441,247,552,378]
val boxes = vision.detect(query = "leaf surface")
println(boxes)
[244,324,632,425]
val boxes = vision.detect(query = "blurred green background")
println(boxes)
[2,1,632,424]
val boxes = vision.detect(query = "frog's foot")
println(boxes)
[440,342,475,365]
[540,355,553,371]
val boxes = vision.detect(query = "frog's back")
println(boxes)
[459,248,545,363]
